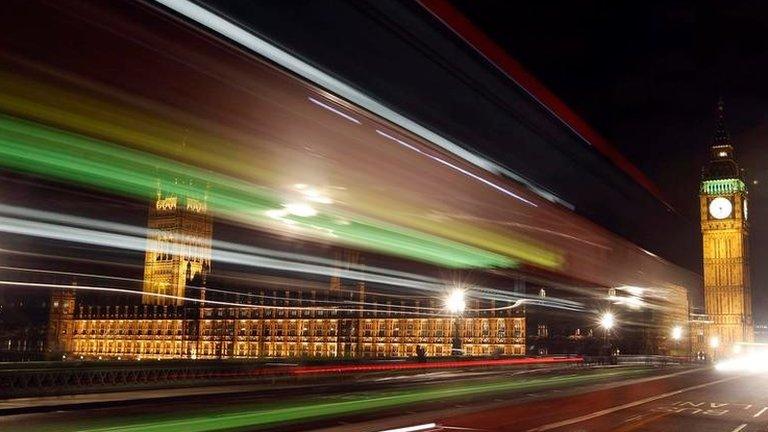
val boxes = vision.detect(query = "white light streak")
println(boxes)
[265,209,288,219]
[375,129,537,206]
[308,96,361,124]
[0,204,582,312]
[284,202,317,217]
[4,264,527,313]
[153,0,568,208]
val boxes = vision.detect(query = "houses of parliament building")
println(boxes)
[46,181,526,360]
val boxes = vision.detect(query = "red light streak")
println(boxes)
[290,356,582,375]
[155,356,583,381]
[417,0,671,210]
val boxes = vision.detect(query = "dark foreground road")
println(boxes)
[2,365,756,432]
[311,367,763,432]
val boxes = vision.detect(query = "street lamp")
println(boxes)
[599,312,615,358]
[709,335,720,363]
[671,325,683,357]
[709,336,720,349]
[445,289,466,355]
[599,312,615,330]
[445,289,466,314]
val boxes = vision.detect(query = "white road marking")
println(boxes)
[377,423,437,432]
[753,407,768,418]
[731,424,748,432]
[623,414,643,423]
[525,375,742,431]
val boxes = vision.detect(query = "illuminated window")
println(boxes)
[719,151,728,157]
[537,324,548,337]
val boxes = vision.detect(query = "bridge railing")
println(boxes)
[0,356,582,398]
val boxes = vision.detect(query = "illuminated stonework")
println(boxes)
[50,181,526,359]
[700,106,753,349]
[142,179,212,306]
[55,305,525,359]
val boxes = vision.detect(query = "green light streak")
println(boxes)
[0,114,514,268]
[43,367,651,432]
[0,72,562,270]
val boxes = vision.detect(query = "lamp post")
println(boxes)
[709,335,720,363]
[671,325,683,357]
[445,289,466,356]
[599,312,615,358]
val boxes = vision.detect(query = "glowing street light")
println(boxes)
[599,312,615,330]
[671,325,683,341]
[445,289,466,314]
[445,288,466,356]
[709,336,720,349]
[598,312,616,358]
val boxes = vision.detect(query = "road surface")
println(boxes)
[3,365,758,432]
[312,367,765,432]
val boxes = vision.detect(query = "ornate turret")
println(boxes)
[142,170,213,306]
[703,100,741,182]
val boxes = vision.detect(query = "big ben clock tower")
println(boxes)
[700,101,753,348]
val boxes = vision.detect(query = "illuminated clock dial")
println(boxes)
[709,197,733,219]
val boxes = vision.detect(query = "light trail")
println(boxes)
[0,203,440,284]
[0,60,564,270]
[0,204,580,311]
[308,96,362,124]
[0,280,460,316]
[0,266,524,313]
[0,18,701,293]
[0,114,521,269]
[151,0,569,209]
[0,214,447,292]
[376,129,537,206]
[290,356,580,375]
[29,256,582,311]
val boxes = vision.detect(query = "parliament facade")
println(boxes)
[47,182,526,360]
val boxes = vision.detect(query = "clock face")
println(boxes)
[709,197,733,219]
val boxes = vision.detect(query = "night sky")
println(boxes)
[455,1,768,319]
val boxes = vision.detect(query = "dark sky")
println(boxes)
[455,1,768,319]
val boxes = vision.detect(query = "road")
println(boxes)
[2,365,760,432]
[312,367,764,432]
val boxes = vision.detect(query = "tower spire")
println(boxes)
[713,97,731,145]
